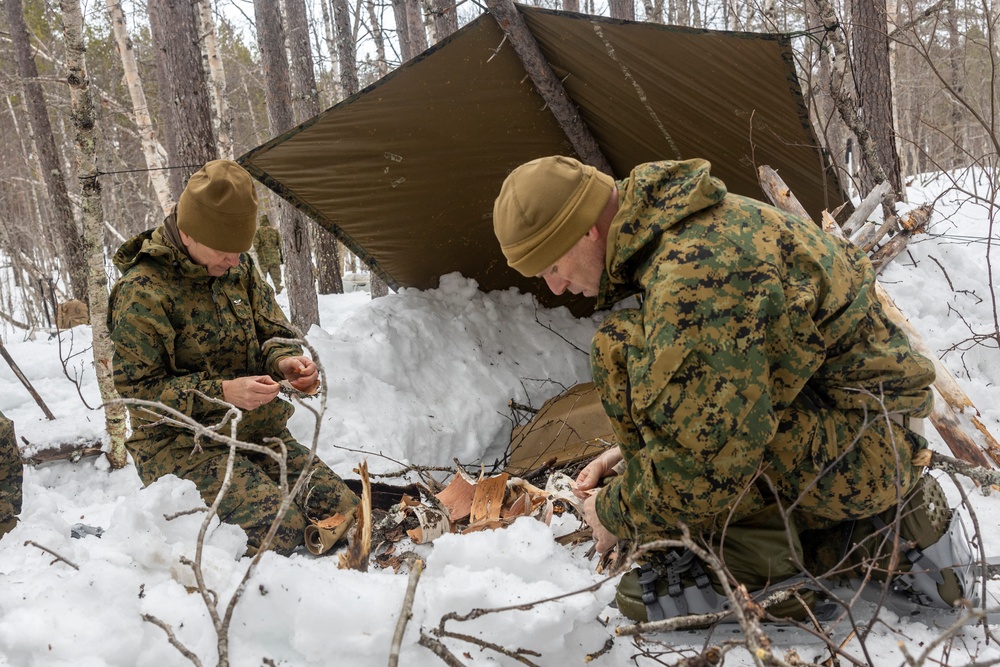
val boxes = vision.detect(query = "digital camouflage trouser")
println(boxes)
[132,429,358,556]
[0,410,23,538]
[260,263,282,293]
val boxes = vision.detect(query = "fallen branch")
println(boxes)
[24,540,79,570]
[388,558,424,667]
[418,631,468,667]
[20,439,102,465]
[0,337,55,420]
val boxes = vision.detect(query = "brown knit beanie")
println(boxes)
[493,156,614,277]
[177,160,258,253]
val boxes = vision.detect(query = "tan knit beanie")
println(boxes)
[493,156,614,277]
[177,160,258,253]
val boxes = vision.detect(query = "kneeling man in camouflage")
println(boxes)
[110,160,358,556]
[493,155,977,622]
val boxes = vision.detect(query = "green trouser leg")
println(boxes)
[135,431,358,556]
[0,411,22,538]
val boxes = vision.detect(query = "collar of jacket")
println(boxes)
[112,224,233,282]
[595,159,727,310]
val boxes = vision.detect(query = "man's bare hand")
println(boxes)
[574,446,623,498]
[222,375,281,410]
[277,355,319,394]
[583,493,617,554]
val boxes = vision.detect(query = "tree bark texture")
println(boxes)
[147,0,218,197]
[105,0,173,216]
[851,0,903,195]
[5,0,88,304]
[485,0,614,176]
[609,0,635,21]
[287,0,344,295]
[60,0,128,469]
[253,0,320,329]
[430,0,459,42]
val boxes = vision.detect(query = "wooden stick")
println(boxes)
[484,0,614,175]
[388,558,424,667]
[0,337,55,420]
[757,165,999,470]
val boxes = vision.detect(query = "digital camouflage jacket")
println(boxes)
[592,160,935,541]
[109,225,301,471]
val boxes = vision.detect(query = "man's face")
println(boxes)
[536,228,605,298]
[181,232,242,277]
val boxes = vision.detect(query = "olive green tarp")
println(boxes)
[239,6,844,313]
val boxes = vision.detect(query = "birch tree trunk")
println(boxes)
[319,0,343,103]
[286,0,344,295]
[366,0,390,76]
[147,0,218,198]
[5,0,88,304]
[253,0,320,328]
[197,0,234,160]
[60,0,128,468]
[105,0,173,216]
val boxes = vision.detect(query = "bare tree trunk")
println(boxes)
[147,0,218,198]
[105,0,173,216]
[319,0,343,103]
[945,2,965,170]
[429,0,459,41]
[5,0,88,304]
[253,0,320,329]
[287,0,344,295]
[852,0,903,195]
[392,0,427,61]
[366,0,390,75]
[609,0,635,20]
[59,0,128,469]
[197,0,234,160]
[565,0,581,13]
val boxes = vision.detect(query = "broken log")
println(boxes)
[0,338,55,420]
[757,165,1000,471]
[841,181,893,237]
[485,0,614,175]
[20,440,103,465]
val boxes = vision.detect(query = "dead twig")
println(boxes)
[23,540,79,570]
[141,614,204,667]
[418,631,468,667]
[388,558,424,667]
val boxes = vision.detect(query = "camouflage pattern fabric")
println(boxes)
[0,410,23,538]
[591,159,935,546]
[254,220,283,293]
[109,222,358,555]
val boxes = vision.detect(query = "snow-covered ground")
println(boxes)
[0,170,997,666]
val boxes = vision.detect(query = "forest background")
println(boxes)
[0,0,999,665]
[0,0,993,338]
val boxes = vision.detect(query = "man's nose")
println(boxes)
[544,274,567,295]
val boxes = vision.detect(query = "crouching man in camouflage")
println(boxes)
[109,160,358,556]
[493,156,977,622]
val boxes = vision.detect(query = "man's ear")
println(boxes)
[178,229,192,248]
[584,225,600,241]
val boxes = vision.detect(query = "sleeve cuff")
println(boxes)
[595,479,631,539]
